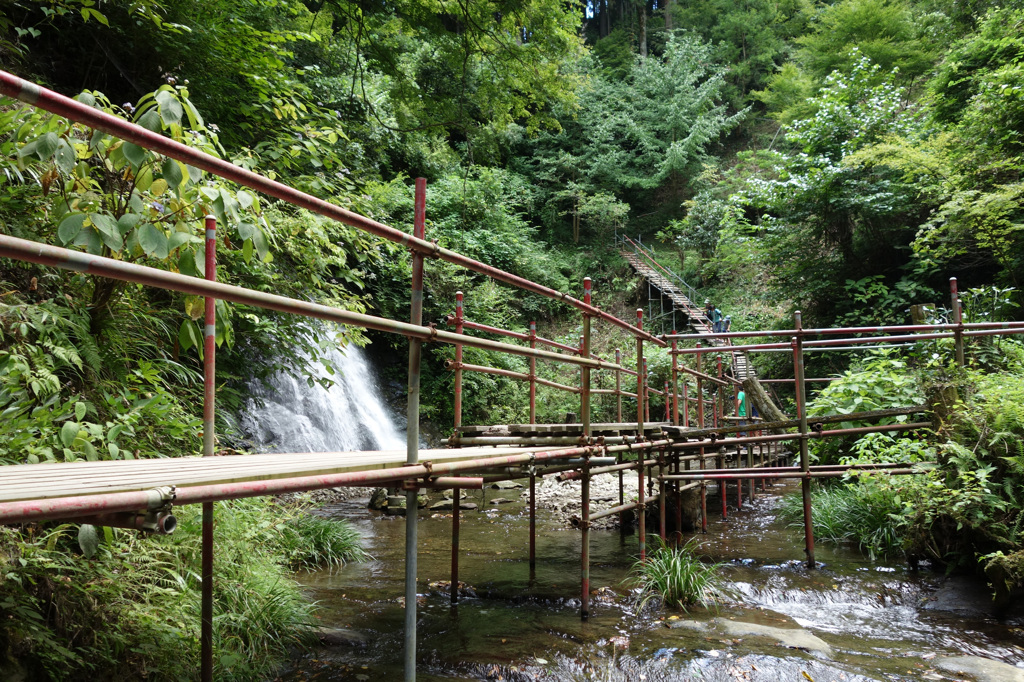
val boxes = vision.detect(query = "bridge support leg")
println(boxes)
[581,457,591,620]
[201,215,218,682]
[405,178,427,681]
[451,491,459,605]
[529,466,536,577]
[658,454,666,542]
[674,456,683,543]
[793,311,816,570]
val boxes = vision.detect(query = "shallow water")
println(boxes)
[279,480,1024,681]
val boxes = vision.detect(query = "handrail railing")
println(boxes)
[0,70,663,348]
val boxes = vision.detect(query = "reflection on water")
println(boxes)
[280,481,1024,681]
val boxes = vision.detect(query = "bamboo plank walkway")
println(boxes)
[0,446,555,503]
[621,250,757,383]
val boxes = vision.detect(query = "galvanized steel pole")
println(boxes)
[580,278,592,620]
[201,216,217,682]
[404,178,426,681]
[529,322,537,424]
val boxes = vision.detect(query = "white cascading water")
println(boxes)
[241,343,405,453]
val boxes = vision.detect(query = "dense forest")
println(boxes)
[1,0,1023,677]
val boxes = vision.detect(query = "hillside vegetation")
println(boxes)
[1,0,1023,676]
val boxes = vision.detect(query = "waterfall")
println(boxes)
[241,343,405,453]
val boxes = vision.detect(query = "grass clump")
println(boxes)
[778,481,906,560]
[628,538,731,612]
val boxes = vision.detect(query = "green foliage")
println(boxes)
[628,538,731,612]
[0,498,367,680]
[794,0,938,81]
[778,478,909,559]
[806,350,925,464]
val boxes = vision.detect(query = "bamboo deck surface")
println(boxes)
[0,446,554,503]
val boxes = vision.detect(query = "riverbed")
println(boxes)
[278,478,1024,681]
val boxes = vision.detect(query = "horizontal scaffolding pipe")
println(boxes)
[0,236,626,372]
[558,457,660,481]
[662,462,919,478]
[671,422,931,451]
[0,71,665,347]
[445,361,584,392]
[588,495,661,522]
[666,405,927,440]
[664,469,922,481]
[663,321,1024,341]
[409,477,484,489]
[446,317,580,355]
[453,436,628,446]
[670,327,1024,355]
[591,389,638,398]
[0,445,600,524]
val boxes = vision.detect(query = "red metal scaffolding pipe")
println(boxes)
[0,235,622,371]
[0,70,664,347]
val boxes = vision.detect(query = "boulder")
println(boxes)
[368,488,388,510]
[934,656,1024,682]
[713,618,833,657]
[316,627,368,647]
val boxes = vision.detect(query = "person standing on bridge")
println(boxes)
[737,389,747,437]
[712,306,723,333]
[705,299,713,320]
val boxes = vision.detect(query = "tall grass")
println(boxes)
[0,497,369,681]
[628,538,731,612]
[778,481,905,559]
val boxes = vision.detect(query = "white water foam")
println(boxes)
[241,343,405,453]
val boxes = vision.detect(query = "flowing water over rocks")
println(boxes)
[241,342,405,454]
[279,481,1024,682]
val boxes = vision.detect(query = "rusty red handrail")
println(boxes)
[0,70,663,347]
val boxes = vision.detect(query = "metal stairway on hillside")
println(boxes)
[618,235,757,383]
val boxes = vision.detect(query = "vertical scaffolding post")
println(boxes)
[529,459,536,575]
[615,350,625,531]
[201,215,217,682]
[405,178,427,682]
[717,355,727,521]
[454,292,464,435]
[658,450,666,541]
[793,311,815,569]
[451,489,460,605]
[683,382,689,427]
[580,278,593,620]
[615,348,623,423]
[951,277,964,368]
[696,343,706,533]
[671,333,679,426]
[451,291,463,596]
[532,321,540,421]
[636,309,646,562]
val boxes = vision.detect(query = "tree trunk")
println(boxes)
[741,377,788,432]
[638,3,647,58]
[664,0,673,28]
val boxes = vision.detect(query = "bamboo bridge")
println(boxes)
[2,71,1023,682]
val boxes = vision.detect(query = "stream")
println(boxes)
[278,480,1024,681]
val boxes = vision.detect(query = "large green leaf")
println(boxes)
[90,213,123,251]
[156,90,183,126]
[161,157,183,189]
[121,142,148,168]
[78,524,99,559]
[138,223,169,259]
[60,421,80,448]
[57,213,87,244]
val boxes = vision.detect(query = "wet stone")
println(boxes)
[430,500,454,511]
[934,656,1024,682]
[489,497,514,505]
[713,618,833,657]
[459,502,478,510]
[923,576,1001,619]
[367,487,388,510]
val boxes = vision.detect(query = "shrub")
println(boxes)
[628,538,731,612]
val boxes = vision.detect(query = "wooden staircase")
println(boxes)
[620,244,757,383]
